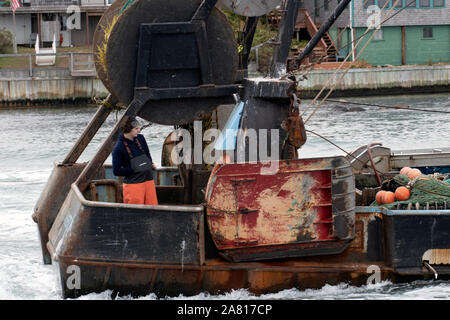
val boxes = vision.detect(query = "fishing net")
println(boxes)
[371,174,450,209]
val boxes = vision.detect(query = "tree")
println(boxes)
[0,29,14,54]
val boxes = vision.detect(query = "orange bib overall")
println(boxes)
[123,180,158,205]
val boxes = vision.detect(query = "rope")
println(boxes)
[303,0,398,118]
[93,96,123,111]
[376,174,450,208]
[93,96,124,122]
[285,0,372,79]
[331,0,418,62]
[302,0,403,125]
[305,129,390,179]
[325,99,450,115]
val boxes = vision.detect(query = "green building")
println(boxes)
[299,0,450,66]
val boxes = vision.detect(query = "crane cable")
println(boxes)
[300,0,403,124]
[305,129,390,180]
[325,99,450,115]
[285,0,373,79]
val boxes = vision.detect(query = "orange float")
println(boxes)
[395,186,410,201]
[407,168,422,180]
[376,190,386,203]
[381,191,395,204]
[400,167,411,175]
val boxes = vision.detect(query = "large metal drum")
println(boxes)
[93,0,239,125]
[92,0,128,102]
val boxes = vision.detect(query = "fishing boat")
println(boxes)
[32,0,450,298]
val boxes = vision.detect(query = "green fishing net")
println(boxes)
[371,174,450,209]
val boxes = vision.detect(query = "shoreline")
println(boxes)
[0,98,98,108]
[298,84,450,99]
[296,64,450,99]
[1,84,448,108]
[0,65,449,105]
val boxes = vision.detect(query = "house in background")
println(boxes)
[0,0,113,47]
[296,0,450,66]
[2,0,448,65]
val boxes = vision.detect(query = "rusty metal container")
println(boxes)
[47,182,205,298]
[48,184,205,266]
[383,208,450,275]
[33,162,88,264]
[205,156,355,262]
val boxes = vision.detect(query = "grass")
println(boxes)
[0,45,93,69]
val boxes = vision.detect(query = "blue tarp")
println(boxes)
[214,101,244,151]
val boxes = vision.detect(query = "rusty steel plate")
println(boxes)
[92,0,128,99]
[205,157,355,262]
[220,0,283,17]
[105,0,238,125]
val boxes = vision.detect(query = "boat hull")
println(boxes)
[56,256,394,299]
[48,185,450,298]
[44,152,450,298]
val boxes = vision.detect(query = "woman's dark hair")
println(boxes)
[121,117,135,134]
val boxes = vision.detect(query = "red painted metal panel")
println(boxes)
[205,158,344,255]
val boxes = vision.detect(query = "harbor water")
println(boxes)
[1,93,450,300]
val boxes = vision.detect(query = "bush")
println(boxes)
[0,29,13,54]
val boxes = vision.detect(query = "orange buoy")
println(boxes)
[407,168,422,180]
[400,167,411,175]
[381,191,395,204]
[376,190,386,203]
[395,186,410,201]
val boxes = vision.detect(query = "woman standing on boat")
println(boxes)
[112,117,158,205]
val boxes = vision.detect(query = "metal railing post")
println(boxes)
[29,54,33,77]
[70,52,74,74]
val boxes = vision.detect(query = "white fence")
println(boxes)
[0,52,96,77]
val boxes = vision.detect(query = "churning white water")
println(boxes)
[0,93,449,300]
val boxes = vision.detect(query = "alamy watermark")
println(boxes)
[66,5,81,30]
[366,264,381,285]
[66,265,81,290]
[169,121,281,174]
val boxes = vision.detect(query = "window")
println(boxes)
[60,16,68,31]
[394,0,404,8]
[364,0,376,9]
[374,28,384,40]
[405,0,417,8]
[423,27,433,38]
[365,0,445,9]
[42,13,57,22]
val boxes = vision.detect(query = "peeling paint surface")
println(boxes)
[206,157,354,255]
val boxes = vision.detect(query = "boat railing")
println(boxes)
[356,206,450,215]
[71,181,204,212]
[72,165,201,211]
